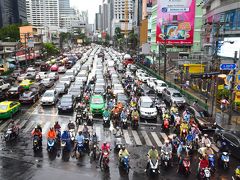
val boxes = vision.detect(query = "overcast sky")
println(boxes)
[70,0,102,24]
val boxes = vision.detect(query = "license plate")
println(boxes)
[63,108,66,110]
[152,170,155,172]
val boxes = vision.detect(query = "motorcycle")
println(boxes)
[82,111,88,123]
[61,139,70,153]
[119,156,130,174]
[208,154,215,173]
[182,158,191,176]
[47,139,55,152]
[181,128,188,140]
[161,151,170,168]
[76,142,84,159]
[33,136,42,152]
[131,115,139,130]
[114,136,123,152]
[87,113,93,126]
[103,115,110,128]
[102,151,110,171]
[4,127,19,142]
[69,129,75,143]
[122,118,128,129]
[147,159,159,176]
[199,167,211,180]
[75,111,82,125]
[90,144,100,163]
[220,152,229,170]
[162,119,170,133]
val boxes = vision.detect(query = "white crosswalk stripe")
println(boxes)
[42,121,51,134]
[160,132,168,141]
[95,126,102,141]
[151,132,163,147]
[19,120,28,129]
[211,144,219,153]
[123,130,132,145]
[141,131,153,146]
[132,130,142,146]
[23,121,36,133]
[0,120,11,132]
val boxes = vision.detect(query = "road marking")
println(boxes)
[211,144,219,153]
[23,121,35,133]
[160,132,168,141]
[95,126,102,141]
[0,120,11,132]
[42,121,51,135]
[19,120,28,129]
[123,130,132,145]
[141,131,153,146]
[30,112,73,119]
[61,122,68,131]
[151,132,163,147]
[132,130,142,146]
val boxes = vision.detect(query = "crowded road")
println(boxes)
[0,45,238,180]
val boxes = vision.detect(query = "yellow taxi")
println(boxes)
[19,79,34,90]
[0,101,21,119]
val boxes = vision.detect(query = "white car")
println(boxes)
[138,73,150,82]
[136,69,145,77]
[153,80,168,94]
[59,76,71,87]
[113,84,124,95]
[0,80,10,91]
[48,72,59,81]
[138,96,157,121]
[58,66,66,73]
[36,72,48,81]
[147,77,157,88]
[41,90,58,105]
[162,88,186,106]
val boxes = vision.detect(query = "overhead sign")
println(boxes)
[220,63,236,70]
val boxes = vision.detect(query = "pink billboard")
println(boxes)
[156,0,196,45]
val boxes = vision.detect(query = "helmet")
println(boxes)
[122,146,125,150]
[206,144,211,148]
[165,140,170,144]
[152,145,156,150]
[103,142,107,146]
[78,131,82,135]
[84,122,87,126]
[204,134,208,137]
[173,134,177,138]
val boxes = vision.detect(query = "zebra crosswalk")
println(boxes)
[0,118,220,153]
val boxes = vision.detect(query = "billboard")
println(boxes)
[156,0,196,45]
[218,37,240,58]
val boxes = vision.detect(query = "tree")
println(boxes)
[128,30,138,51]
[43,43,59,57]
[59,32,71,48]
[0,24,20,41]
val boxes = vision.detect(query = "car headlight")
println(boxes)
[200,122,204,125]
[69,106,72,108]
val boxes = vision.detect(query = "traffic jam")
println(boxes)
[0,44,239,180]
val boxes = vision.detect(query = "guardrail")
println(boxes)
[136,62,209,110]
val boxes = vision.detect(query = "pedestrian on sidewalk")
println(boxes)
[220,97,229,113]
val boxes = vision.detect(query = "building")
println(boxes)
[59,0,76,30]
[0,0,27,27]
[111,0,133,36]
[26,0,60,27]
[95,13,102,31]
[201,0,240,61]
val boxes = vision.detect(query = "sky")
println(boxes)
[70,0,102,24]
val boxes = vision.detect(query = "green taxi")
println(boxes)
[19,79,34,90]
[0,101,21,119]
[90,95,105,115]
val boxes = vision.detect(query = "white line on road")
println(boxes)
[123,130,132,145]
[95,126,101,141]
[141,131,153,146]
[132,130,142,146]
[30,112,73,119]
[0,119,13,132]
[19,120,28,129]
[23,121,35,133]
[211,144,219,153]
[160,132,168,141]
[42,121,51,135]
[151,132,163,147]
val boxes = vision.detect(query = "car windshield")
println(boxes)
[172,93,182,97]
[92,97,104,104]
[56,84,64,88]
[61,97,72,104]
[66,71,73,75]
[78,74,85,77]
[161,83,167,87]
[61,77,70,81]
[49,73,55,77]
[0,105,8,110]
[44,92,53,97]
[22,92,32,97]
[70,88,79,92]
[141,101,154,108]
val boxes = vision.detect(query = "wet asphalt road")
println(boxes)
[0,48,239,180]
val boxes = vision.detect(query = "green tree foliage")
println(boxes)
[59,32,71,48]
[43,43,59,57]
[128,30,138,50]
[0,24,20,41]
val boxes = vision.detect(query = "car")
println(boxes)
[55,83,68,95]
[65,61,73,69]
[36,72,48,81]
[113,84,124,95]
[0,79,10,91]
[29,83,46,95]
[19,91,39,104]
[94,85,105,94]
[17,74,27,82]
[11,69,24,79]
[76,72,87,83]
[19,79,34,90]
[58,66,66,73]
[213,127,240,159]
[162,88,186,106]
[138,96,157,121]
[24,73,36,80]
[153,80,168,94]
[59,76,71,87]
[68,86,81,100]
[147,77,157,88]
[6,86,25,99]
[41,78,54,88]
[81,65,90,73]
[65,74,75,82]
[188,105,216,131]
[143,88,158,101]
[26,67,37,76]
[95,79,105,87]
[65,69,77,76]
[117,64,125,73]
[90,94,105,115]
[138,73,150,82]
[40,62,50,71]
[136,69,145,77]
[34,59,43,67]
[0,91,6,101]
[117,93,128,106]
[0,101,21,119]
[41,90,58,105]
[50,64,59,72]
[58,94,75,112]
[48,72,59,81]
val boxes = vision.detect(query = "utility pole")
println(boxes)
[163,25,167,81]
[228,51,238,125]
[158,43,160,75]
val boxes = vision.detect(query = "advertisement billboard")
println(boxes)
[156,0,196,45]
[218,37,240,58]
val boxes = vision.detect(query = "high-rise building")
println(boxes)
[26,0,60,27]
[0,0,27,27]
[112,0,133,36]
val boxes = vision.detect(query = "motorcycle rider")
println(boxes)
[183,109,191,123]
[108,99,115,110]
[54,121,61,140]
[82,123,89,138]
[161,140,173,165]
[47,127,56,141]
[8,120,18,136]
[103,108,110,118]
[198,155,209,175]
[31,127,42,147]
[73,131,85,156]
[99,142,111,167]
[172,134,180,151]
[68,120,75,130]
[118,146,130,165]
[170,103,178,114]
[120,108,128,125]
[131,108,139,122]
[180,121,189,138]
[90,132,98,149]
[235,166,240,179]
[201,134,211,147]
[145,145,160,173]
[61,130,71,151]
